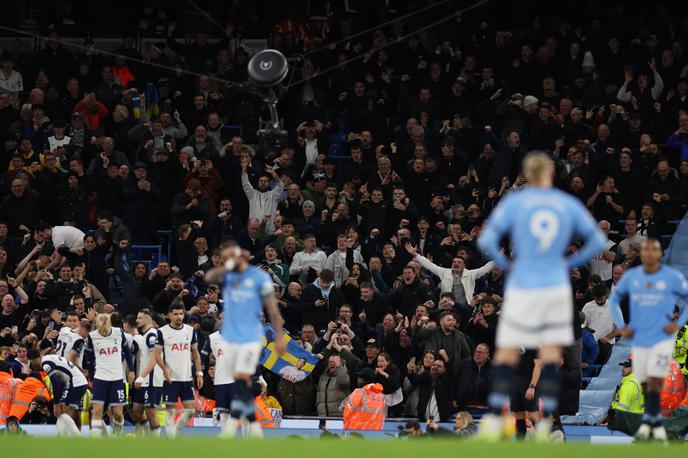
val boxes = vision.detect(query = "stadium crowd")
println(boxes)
[2,0,688,433]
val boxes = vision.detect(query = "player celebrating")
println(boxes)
[132,309,169,437]
[201,329,235,433]
[205,241,286,438]
[28,349,87,436]
[609,238,688,442]
[141,303,202,438]
[56,310,85,364]
[477,152,606,441]
[83,313,135,436]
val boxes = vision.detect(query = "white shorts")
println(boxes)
[497,284,574,349]
[632,339,674,383]
[216,341,263,379]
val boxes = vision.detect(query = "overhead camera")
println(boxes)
[247,49,290,149]
[247,49,289,87]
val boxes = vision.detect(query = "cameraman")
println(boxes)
[20,395,56,424]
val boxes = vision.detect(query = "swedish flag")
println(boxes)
[260,325,319,381]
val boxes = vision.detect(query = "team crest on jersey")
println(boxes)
[657,280,666,291]
[646,282,653,289]
[234,280,241,286]
[245,278,255,287]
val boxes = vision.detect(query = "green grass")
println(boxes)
[0,437,683,458]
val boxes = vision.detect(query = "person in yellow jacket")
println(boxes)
[342,368,386,431]
[611,359,645,414]
[674,324,688,377]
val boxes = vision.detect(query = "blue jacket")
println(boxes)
[667,132,688,162]
[581,328,599,376]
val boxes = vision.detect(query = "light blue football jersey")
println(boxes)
[478,187,606,289]
[220,265,274,344]
[609,265,688,347]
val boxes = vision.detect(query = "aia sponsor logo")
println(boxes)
[171,343,190,352]
[99,347,119,356]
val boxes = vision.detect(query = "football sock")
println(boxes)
[539,363,561,417]
[515,418,527,439]
[643,391,661,426]
[488,364,514,415]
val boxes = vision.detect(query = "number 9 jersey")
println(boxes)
[478,187,606,290]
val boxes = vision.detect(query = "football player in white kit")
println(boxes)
[205,242,286,438]
[139,302,202,438]
[28,349,87,436]
[131,309,169,437]
[56,310,85,364]
[201,329,235,433]
[83,313,135,436]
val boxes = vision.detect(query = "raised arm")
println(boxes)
[477,200,512,269]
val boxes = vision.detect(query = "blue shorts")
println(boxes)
[215,383,236,412]
[61,384,87,410]
[92,379,126,407]
[163,381,194,404]
[132,386,163,408]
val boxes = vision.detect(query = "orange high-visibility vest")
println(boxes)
[0,371,19,425]
[254,396,276,428]
[343,383,386,430]
[661,360,685,416]
[8,376,52,420]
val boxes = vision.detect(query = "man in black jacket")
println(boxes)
[410,358,455,422]
[386,266,433,317]
[301,269,345,335]
[355,282,390,329]
[454,344,492,410]
[205,197,243,248]
[151,274,194,313]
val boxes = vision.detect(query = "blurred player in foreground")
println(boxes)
[206,241,286,438]
[477,152,606,441]
[609,238,688,443]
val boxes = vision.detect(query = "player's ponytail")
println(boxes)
[523,151,554,185]
[95,313,112,336]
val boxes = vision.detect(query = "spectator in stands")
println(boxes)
[454,343,492,411]
[316,354,349,417]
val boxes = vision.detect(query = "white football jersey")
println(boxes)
[135,327,164,387]
[56,327,84,360]
[207,331,234,385]
[157,324,197,382]
[42,354,88,388]
[87,327,127,381]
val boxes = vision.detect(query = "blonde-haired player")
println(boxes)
[477,152,606,441]
[83,313,135,436]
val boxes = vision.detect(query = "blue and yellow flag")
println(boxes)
[260,325,319,382]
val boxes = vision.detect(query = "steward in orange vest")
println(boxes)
[342,382,386,430]
[0,363,20,425]
[8,374,52,420]
[661,360,685,416]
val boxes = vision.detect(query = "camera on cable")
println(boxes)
[246,49,291,152]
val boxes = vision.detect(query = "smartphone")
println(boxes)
[409,357,416,365]
[11,326,18,333]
